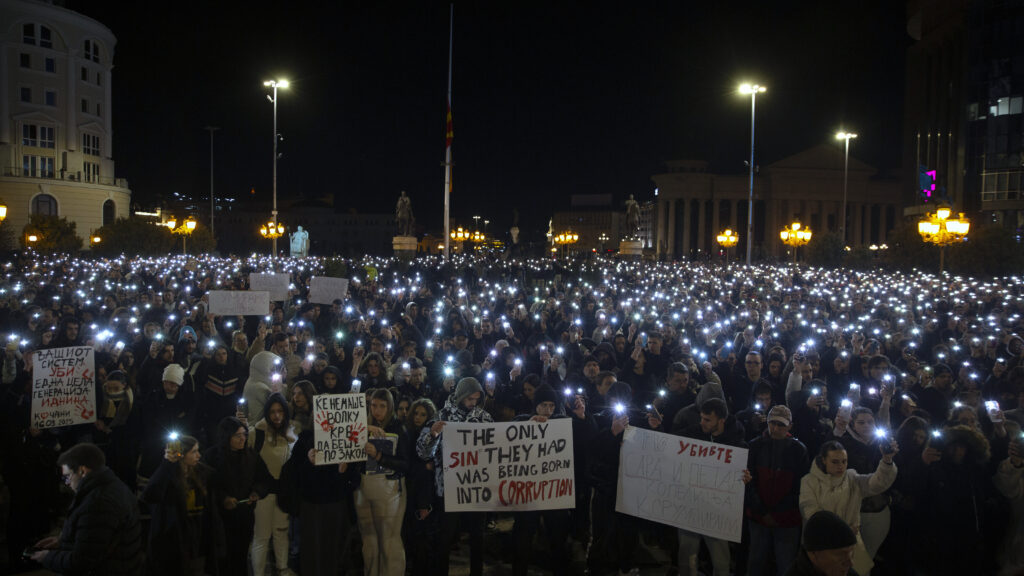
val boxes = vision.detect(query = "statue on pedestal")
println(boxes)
[510,208,520,244]
[625,194,640,237]
[395,191,414,237]
[289,226,309,257]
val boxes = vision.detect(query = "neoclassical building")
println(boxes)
[0,0,130,245]
[651,145,901,260]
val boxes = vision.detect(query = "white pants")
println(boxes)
[252,494,290,575]
[859,507,891,575]
[354,474,407,576]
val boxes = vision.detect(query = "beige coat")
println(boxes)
[798,458,896,531]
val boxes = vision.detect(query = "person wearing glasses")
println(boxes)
[30,443,143,575]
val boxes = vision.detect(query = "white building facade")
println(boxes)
[0,0,130,245]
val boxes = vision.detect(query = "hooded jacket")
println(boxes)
[798,457,896,530]
[242,351,281,424]
[416,393,493,497]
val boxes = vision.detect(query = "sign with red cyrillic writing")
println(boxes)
[31,346,96,429]
[616,426,748,542]
[442,419,575,512]
[312,393,367,465]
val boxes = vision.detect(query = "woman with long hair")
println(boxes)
[248,392,297,576]
[404,396,438,576]
[142,434,222,576]
[289,380,315,436]
[357,388,410,575]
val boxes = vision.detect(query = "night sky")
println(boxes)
[67,1,909,238]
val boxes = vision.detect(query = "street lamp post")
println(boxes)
[205,126,220,236]
[716,228,739,262]
[168,217,197,254]
[554,231,580,259]
[836,131,857,242]
[260,220,286,247]
[264,79,289,256]
[918,206,970,274]
[739,83,766,266]
[780,221,812,263]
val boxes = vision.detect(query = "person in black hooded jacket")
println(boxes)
[204,416,270,576]
[32,442,144,576]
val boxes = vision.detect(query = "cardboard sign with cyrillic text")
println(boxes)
[308,277,349,305]
[312,394,368,465]
[616,426,748,542]
[32,346,96,429]
[208,290,270,316]
[442,419,575,512]
[249,273,290,301]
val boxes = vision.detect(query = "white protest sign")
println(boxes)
[249,273,290,301]
[442,419,575,512]
[31,346,96,429]
[308,276,349,305]
[616,427,748,543]
[208,290,270,316]
[312,393,368,464]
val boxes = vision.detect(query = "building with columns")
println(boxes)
[0,0,131,245]
[651,145,901,260]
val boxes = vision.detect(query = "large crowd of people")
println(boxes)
[2,252,1024,576]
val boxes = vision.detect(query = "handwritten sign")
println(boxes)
[249,273,290,301]
[616,427,748,543]
[31,346,96,429]
[308,277,349,305]
[442,419,575,512]
[313,393,368,465]
[208,290,270,316]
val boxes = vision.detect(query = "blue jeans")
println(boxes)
[746,520,801,576]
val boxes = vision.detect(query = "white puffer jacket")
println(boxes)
[799,457,896,530]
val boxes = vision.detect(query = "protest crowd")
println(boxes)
[2,252,1024,576]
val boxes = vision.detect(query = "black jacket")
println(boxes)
[41,466,144,576]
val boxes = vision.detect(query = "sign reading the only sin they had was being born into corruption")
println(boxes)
[312,393,369,465]
[616,426,748,543]
[442,419,575,512]
[32,346,97,429]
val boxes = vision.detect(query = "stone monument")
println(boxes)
[393,190,417,259]
[289,226,309,257]
[619,194,643,259]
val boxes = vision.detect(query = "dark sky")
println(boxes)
[67,1,909,237]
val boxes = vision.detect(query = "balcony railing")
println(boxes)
[2,167,127,188]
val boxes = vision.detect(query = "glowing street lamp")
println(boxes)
[780,221,812,263]
[836,131,857,242]
[553,230,579,259]
[169,217,197,254]
[716,228,739,261]
[264,78,289,256]
[0,200,7,223]
[450,226,470,242]
[918,205,970,274]
[739,82,766,265]
[260,220,285,240]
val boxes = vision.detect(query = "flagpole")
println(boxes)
[443,3,453,260]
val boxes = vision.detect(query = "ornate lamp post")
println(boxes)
[450,226,470,252]
[168,217,197,254]
[263,79,288,256]
[716,228,739,261]
[780,221,812,263]
[260,220,286,249]
[918,206,970,274]
[553,230,579,258]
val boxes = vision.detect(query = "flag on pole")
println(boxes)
[445,98,454,149]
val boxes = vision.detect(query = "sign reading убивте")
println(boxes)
[32,346,96,429]
[442,419,575,512]
[616,426,748,543]
[312,393,368,465]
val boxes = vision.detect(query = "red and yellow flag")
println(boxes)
[445,98,453,148]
